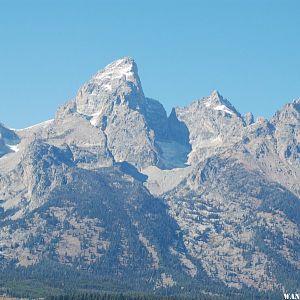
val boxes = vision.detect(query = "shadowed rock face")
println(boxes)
[0,57,300,295]
[0,123,20,156]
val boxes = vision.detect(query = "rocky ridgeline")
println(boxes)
[0,57,299,295]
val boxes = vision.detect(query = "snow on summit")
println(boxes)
[94,57,138,85]
[75,57,144,117]
[203,90,236,115]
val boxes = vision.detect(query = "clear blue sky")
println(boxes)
[1,0,300,128]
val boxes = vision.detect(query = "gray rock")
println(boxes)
[243,112,254,126]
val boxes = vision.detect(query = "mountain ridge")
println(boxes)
[0,57,300,298]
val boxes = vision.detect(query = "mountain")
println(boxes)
[0,57,299,299]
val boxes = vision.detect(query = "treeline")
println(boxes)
[46,293,211,300]
[0,260,281,300]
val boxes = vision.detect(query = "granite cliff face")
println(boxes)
[0,57,299,297]
[58,57,158,169]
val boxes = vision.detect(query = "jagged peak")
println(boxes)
[287,98,300,112]
[203,90,225,105]
[243,112,254,126]
[74,57,144,116]
[276,98,300,112]
[210,89,222,100]
[93,56,139,86]
[173,90,241,118]
[202,90,240,116]
[104,56,136,69]
[271,97,300,125]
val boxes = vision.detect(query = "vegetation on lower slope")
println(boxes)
[0,262,280,300]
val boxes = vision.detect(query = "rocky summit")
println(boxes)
[0,57,300,298]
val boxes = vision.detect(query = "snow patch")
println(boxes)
[205,101,233,115]
[7,144,19,153]
[90,114,100,126]
[88,110,105,127]
[102,83,112,91]
[214,105,233,115]
[94,58,136,86]
[16,119,54,131]
[90,118,98,126]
